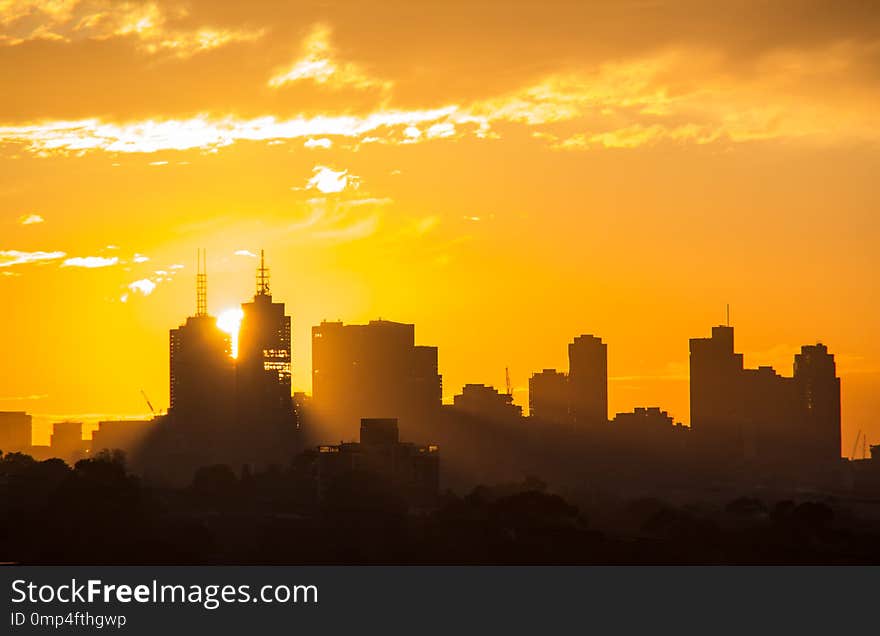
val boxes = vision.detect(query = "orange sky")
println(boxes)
[1,1,878,453]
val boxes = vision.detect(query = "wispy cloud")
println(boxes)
[234,249,258,258]
[0,250,66,267]
[0,107,463,155]
[0,393,48,401]
[268,24,390,91]
[0,1,264,57]
[61,255,119,268]
[18,213,44,225]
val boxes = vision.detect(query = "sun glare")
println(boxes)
[217,307,244,358]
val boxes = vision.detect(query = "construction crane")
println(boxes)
[505,367,513,398]
[140,389,156,416]
[851,429,863,460]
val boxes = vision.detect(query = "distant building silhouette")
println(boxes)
[312,319,441,439]
[236,250,293,419]
[568,335,608,427]
[794,344,841,462]
[314,417,439,508]
[91,419,154,460]
[453,384,522,421]
[50,421,87,463]
[528,369,569,423]
[689,325,745,457]
[0,411,31,454]
[690,325,841,467]
[169,316,234,420]
[612,407,689,452]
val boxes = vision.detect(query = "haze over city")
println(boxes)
[1,0,878,454]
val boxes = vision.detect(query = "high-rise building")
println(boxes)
[568,335,608,427]
[794,343,841,463]
[312,319,441,439]
[0,411,31,454]
[169,249,235,422]
[690,325,842,467]
[237,251,293,417]
[528,369,569,423]
[689,325,745,457]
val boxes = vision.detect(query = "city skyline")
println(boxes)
[3,253,851,465]
[2,1,878,455]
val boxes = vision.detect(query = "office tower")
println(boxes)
[0,411,32,454]
[794,343,841,463]
[740,366,798,462]
[528,369,569,423]
[568,335,608,427]
[169,250,235,421]
[689,325,745,457]
[311,319,441,439]
[237,251,293,417]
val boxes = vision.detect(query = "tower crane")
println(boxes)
[851,429,863,460]
[140,389,156,416]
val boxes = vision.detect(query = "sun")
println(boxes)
[216,307,244,358]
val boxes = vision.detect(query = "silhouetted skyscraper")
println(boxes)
[237,251,293,417]
[689,325,746,458]
[568,335,608,427]
[169,316,234,419]
[529,369,569,423]
[312,319,441,439]
[169,250,235,423]
[690,325,842,467]
[794,343,841,463]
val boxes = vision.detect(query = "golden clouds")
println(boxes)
[268,24,390,92]
[3,36,880,159]
[0,249,66,267]
[0,1,262,56]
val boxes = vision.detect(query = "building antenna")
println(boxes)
[196,248,207,316]
[256,249,270,296]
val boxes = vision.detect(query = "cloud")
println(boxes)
[132,253,149,263]
[0,1,264,57]
[0,250,66,267]
[268,24,390,91]
[0,393,48,401]
[18,213,44,225]
[304,137,332,149]
[61,255,119,268]
[234,249,258,258]
[0,107,463,155]
[306,165,357,194]
[128,278,156,296]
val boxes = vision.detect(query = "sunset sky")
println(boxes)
[1,1,878,452]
